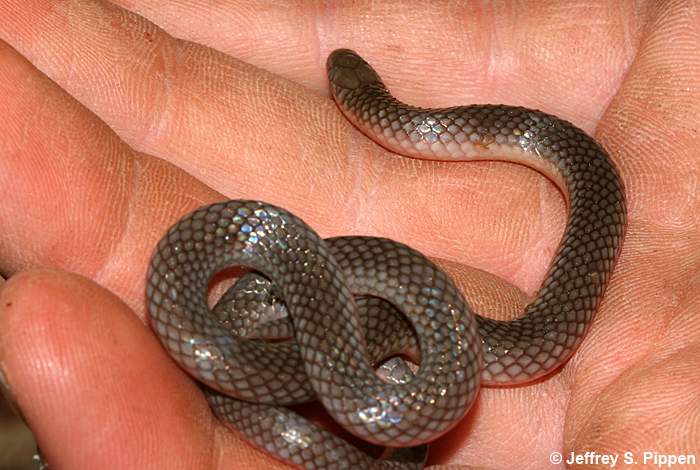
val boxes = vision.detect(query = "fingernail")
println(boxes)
[34,445,50,470]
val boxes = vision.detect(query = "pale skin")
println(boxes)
[0,1,699,469]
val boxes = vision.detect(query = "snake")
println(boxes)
[146,49,626,469]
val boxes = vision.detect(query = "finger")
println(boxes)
[0,39,219,313]
[120,0,641,128]
[0,270,287,469]
[8,1,642,127]
[0,0,352,218]
[1,1,578,294]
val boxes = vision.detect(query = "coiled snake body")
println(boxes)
[146,49,626,469]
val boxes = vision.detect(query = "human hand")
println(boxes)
[0,1,698,469]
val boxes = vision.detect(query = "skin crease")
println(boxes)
[0,0,698,468]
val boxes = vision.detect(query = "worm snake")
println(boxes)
[146,49,626,469]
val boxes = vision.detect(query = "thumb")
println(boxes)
[0,270,282,469]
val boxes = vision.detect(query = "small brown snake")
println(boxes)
[146,49,626,469]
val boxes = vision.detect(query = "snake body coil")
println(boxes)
[146,49,626,469]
